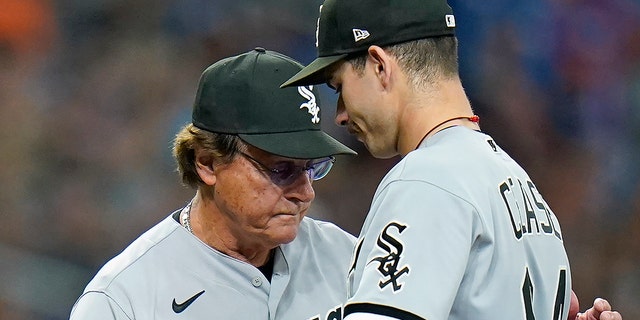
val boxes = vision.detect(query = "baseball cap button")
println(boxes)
[254,47,266,53]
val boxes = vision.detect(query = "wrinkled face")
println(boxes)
[211,145,316,249]
[328,59,399,159]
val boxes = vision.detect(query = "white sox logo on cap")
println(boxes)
[298,85,320,124]
[315,5,323,47]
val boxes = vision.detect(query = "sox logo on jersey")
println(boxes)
[371,221,410,292]
[309,222,410,320]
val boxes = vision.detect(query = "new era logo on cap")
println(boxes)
[352,28,370,42]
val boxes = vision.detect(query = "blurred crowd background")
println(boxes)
[1,0,639,318]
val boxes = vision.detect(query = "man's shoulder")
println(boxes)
[84,214,184,292]
[389,128,501,181]
[300,217,355,239]
[286,217,356,258]
[280,217,355,279]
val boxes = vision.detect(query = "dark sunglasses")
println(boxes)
[238,151,335,186]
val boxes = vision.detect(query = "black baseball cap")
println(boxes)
[192,47,356,159]
[281,0,456,88]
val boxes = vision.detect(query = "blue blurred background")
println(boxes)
[1,0,639,318]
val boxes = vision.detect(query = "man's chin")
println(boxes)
[268,219,301,244]
[365,144,397,159]
[273,229,298,245]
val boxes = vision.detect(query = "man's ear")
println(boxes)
[195,149,217,186]
[367,45,393,89]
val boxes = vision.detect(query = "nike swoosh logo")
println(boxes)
[172,290,205,313]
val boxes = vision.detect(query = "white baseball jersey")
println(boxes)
[70,209,355,320]
[344,126,571,320]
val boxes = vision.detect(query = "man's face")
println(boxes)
[208,145,316,250]
[328,58,400,159]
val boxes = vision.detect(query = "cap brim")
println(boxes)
[280,54,348,88]
[239,130,356,159]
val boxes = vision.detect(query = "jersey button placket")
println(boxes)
[251,277,263,287]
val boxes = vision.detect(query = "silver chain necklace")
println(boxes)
[179,202,193,233]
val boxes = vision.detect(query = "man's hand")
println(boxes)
[569,290,580,319]
[576,298,622,320]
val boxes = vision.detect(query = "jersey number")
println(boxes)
[521,268,567,320]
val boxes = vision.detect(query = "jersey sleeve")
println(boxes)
[345,179,482,319]
[70,291,132,320]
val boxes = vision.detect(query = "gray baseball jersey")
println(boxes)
[343,126,571,320]
[70,209,355,320]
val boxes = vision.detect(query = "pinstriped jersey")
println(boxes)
[69,212,355,320]
[344,126,571,320]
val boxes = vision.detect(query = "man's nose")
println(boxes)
[334,94,348,126]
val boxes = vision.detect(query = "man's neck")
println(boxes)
[397,77,477,156]
[189,193,274,267]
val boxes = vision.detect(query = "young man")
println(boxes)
[282,0,622,319]
[69,48,358,319]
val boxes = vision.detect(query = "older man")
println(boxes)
[70,48,357,320]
